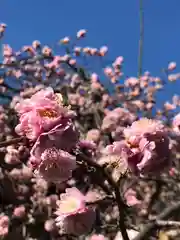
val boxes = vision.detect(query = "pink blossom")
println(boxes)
[86,129,101,143]
[168,61,176,71]
[104,67,113,77]
[32,40,41,49]
[113,56,124,67]
[61,37,70,44]
[30,147,76,183]
[74,47,81,56]
[15,88,75,140]
[124,188,142,206]
[0,215,9,237]
[55,187,95,235]
[13,205,26,218]
[123,118,171,174]
[125,77,139,87]
[89,234,107,240]
[45,56,61,69]
[3,44,13,57]
[168,73,180,82]
[172,113,180,135]
[91,73,99,82]
[77,29,87,38]
[44,219,56,232]
[99,46,108,56]
[29,118,79,182]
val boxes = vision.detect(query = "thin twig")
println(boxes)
[137,0,144,78]
[0,136,25,148]
[77,153,130,240]
[154,220,180,227]
[133,202,180,240]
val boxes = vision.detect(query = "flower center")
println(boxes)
[38,109,58,118]
[60,197,79,214]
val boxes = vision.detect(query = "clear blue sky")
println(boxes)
[1,0,180,105]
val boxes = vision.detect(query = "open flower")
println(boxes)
[15,87,74,141]
[30,147,76,183]
[29,118,79,182]
[172,113,180,135]
[55,187,95,235]
[123,118,171,174]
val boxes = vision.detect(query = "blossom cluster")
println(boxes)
[0,24,179,240]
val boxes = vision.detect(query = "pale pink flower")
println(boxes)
[91,73,99,82]
[168,73,180,82]
[124,118,171,174]
[3,44,13,57]
[102,108,136,132]
[113,56,124,67]
[44,219,56,232]
[90,48,98,55]
[30,147,76,183]
[32,40,41,49]
[172,113,180,135]
[45,56,61,69]
[15,88,74,140]
[77,29,87,38]
[13,205,26,218]
[69,58,76,65]
[99,46,108,56]
[99,141,128,181]
[55,187,95,235]
[125,77,139,87]
[104,67,113,77]
[0,215,9,237]
[89,234,107,240]
[74,47,81,56]
[42,46,52,56]
[164,102,176,111]
[86,129,101,143]
[124,188,142,206]
[61,37,70,44]
[83,47,91,54]
[168,61,176,71]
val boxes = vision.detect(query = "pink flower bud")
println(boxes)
[44,219,56,232]
[168,61,176,71]
[13,205,26,218]
[77,29,87,38]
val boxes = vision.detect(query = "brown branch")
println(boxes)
[133,202,180,240]
[0,136,25,148]
[77,153,130,240]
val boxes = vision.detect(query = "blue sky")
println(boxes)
[0,0,180,105]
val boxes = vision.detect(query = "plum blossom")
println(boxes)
[99,142,128,181]
[124,188,142,206]
[0,215,9,237]
[30,147,76,183]
[89,234,107,240]
[123,118,171,174]
[15,87,75,140]
[168,61,176,71]
[55,187,96,235]
[172,113,180,135]
[29,118,79,182]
